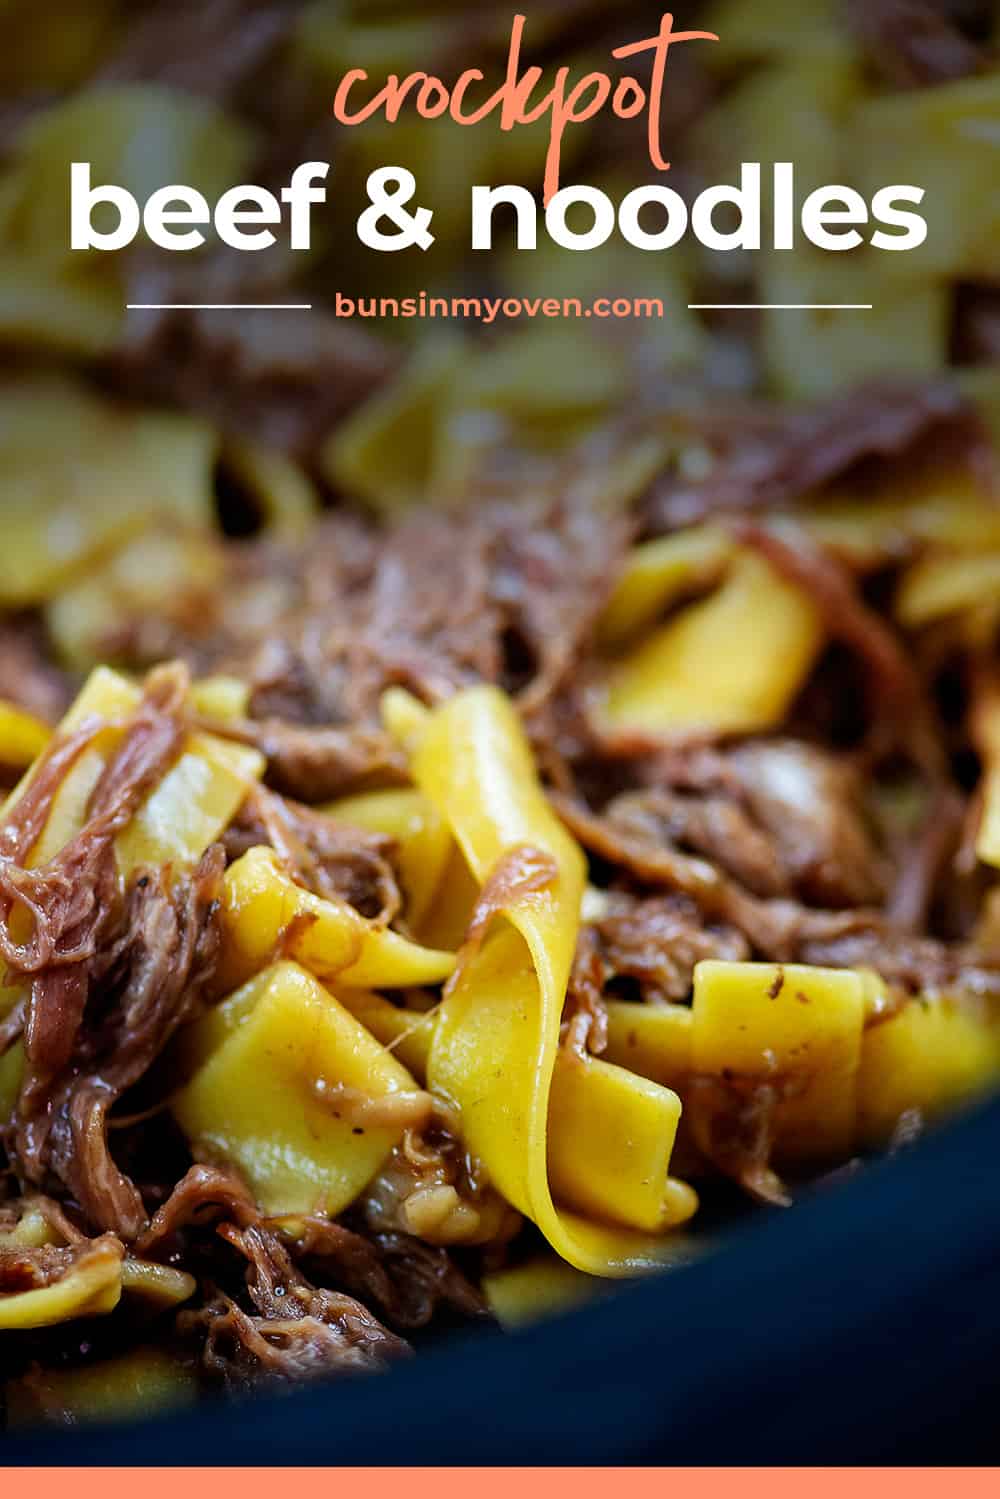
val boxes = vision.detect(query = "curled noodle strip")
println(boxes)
[402,685,691,1277]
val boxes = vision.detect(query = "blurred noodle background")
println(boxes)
[0,2,991,607]
[0,0,998,1436]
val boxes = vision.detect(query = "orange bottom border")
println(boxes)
[3,1470,998,1492]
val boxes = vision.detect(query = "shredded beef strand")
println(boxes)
[845,0,993,86]
[497,500,635,714]
[733,520,946,773]
[562,926,610,1056]
[686,1076,791,1207]
[193,498,625,751]
[589,893,751,1005]
[135,1163,258,1260]
[111,301,394,460]
[183,1221,409,1388]
[12,844,224,1241]
[202,714,409,804]
[361,1124,519,1249]
[724,740,889,908]
[953,285,1000,366]
[0,996,25,1056]
[552,778,1000,998]
[887,784,966,932]
[272,1215,487,1330]
[0,719,109,867]
[0,620,72,727]
[232,784,402,922]
[607,786,788,900]
[644,381,982,529]
[550,789,730,913]
[77,848,222,1236]
[0,665,192,1124]
[97,0,305,98]
[446,844,560,996]
[348,510,504,714]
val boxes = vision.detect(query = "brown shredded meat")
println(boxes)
[96,0,306,99]
[111,303,394,460]
[280,1216,487,1330]
[733,520,947,770]
[213,718,409,805]
[845,0,994,86]
[0,399,997,1414]
[185,1222,409,1388]
[32,849,224,1240]
[0,620,71,728]
[225,786,402,922]
[0,0,998,1417]
[0,669,226,1240]
[583,894,751,1007]
[643,381,986,529]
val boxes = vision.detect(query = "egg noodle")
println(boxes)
[0,0,997,1432]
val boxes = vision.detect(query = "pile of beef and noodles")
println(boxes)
[1,0,999,1429]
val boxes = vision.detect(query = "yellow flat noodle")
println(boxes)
[0,1203,55,1250]
[336,989,437,1079]
[403,684,693,1275]
[979,770,1000,870]
[0,700,51,769]
[0,253,122,358]
[120,1260,196,1310]
[4,1349,197,1429]
[218,845,456,993]
[802,467,1000,570]
[189,675,252,723]
[0,1236,122,1331]
[415,843,482,953]
[339,983,694,1233]
[602,1000,694,1088]
[854,75,998,281]
[221,435,320,540]
[858,968,895,1024]
[702,0,851,63]
[2,666,130,862]
[172,960,422,1216]
[895,551,1000,629]
[482,1257,605,1329]
[0,1206,191,1318]
[548,1050,697,1232]
[0,1040,22,1117]
[380,685,431,753]
[693,960,865,1163]
[12,83,253,266]
[0,376,218,608]
[857,995,1000,1146]
[759,258,947,403]
[0,1210,191,1317]
[117,731,263,874]
[45,526,225,672]
[483,1231,701,1329]
[974,691,1000,869]
[322,339,463,515]
[601,552,824,741]
[598,525,734,649]
[323,788,452,931]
